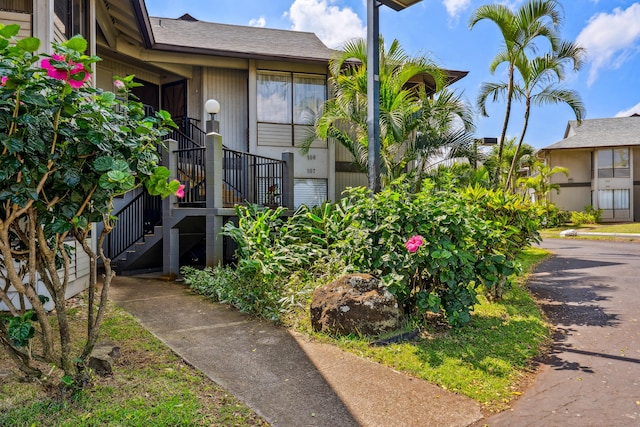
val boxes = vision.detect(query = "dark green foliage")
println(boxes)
[183,178,542,327]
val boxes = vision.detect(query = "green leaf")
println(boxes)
[64,35,87,53]
[16,37,40,53]
[107,170,129,183]
[63,169,81,187]
[93,156,114,172]
[51,218,72,234]
[100,91,116,103]
[0,24,20,38]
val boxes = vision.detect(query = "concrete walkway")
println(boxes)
[109,275,483,427]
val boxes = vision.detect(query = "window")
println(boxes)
[597,148,629,178]
[257,72,292,124]
[55,0,88,39]
[257,71,326,146]
[598,189,629,216]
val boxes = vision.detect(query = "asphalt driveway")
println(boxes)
[479,238,640,426]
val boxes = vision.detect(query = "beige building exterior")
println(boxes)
[0,0,468,273]
[539,116,640,222]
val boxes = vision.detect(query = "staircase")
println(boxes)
[105,119,287,275]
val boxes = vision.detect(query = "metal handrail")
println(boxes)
[105,116,286,262]
[105,191,162,261]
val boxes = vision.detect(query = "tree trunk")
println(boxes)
[505,98,531,192]
[494,64,515,189]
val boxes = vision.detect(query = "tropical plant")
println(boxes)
[0,27,178,386]
[305,37,474,187]
[470,0,564,188]
[517,161,568,215]
[503,41,585,189]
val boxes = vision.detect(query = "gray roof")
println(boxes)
[149,17,337,63]
[541,116,640,151]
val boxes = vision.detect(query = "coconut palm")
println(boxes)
[503,41,585,189]
[305,37,474,187]
[469,0,563,188]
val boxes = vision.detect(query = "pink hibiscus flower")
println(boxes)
[176,184,185,198]
[405,235,424,253]
[41,54,90,88]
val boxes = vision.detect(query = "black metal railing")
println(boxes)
[175,145,207,207]
[223,148,284,207]
[105,191,162,261]
[105,116,286,262]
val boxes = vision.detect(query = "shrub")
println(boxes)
[541,203,571,227]
[0,27,178,383]
[187,179,542,327]
[336,181,541,325]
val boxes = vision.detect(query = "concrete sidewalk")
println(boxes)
[109,275,482,427]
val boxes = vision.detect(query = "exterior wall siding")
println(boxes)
[97,57,162,88]
[548,147,636,222]
[335,171,368,195]
[548,149,591,212]
[0,11,32,38]
[204,67,248,152]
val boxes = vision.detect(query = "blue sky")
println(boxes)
[145,0,640,149]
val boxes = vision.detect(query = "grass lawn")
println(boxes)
[0,299,267,427]
[541,222,640,240]
[313,247,552,414]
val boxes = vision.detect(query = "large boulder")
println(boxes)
[310,274,403,336]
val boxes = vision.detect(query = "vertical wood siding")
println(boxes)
[205,68,248,152]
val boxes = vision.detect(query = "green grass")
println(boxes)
[0,303,267,427]
[541,222,640,240]
[328,247,552,413]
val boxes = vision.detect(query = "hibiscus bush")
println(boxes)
[0,25,178,386]
[208,177,541,327]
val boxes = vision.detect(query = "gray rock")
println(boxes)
[560,229,578,237]
[310,274,403,336]
[88,341,120,376]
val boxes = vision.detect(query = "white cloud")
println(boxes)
[615,102,640,117]
[249,17,267,27]
[442,0,471,19]
[576,3,640,86]
[285,0,366,49]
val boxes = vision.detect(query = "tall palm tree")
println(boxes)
[505,43,585,189]
[305,37,473,187]
[478,39,586,191]
[469,0,563,188]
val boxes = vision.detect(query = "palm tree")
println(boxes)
[469,0,563,188]
[517,161,568,210]
[305,37,474,187]
[503,41,585,189]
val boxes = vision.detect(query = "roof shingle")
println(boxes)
[541,117,640,151]
[150,17,337,63]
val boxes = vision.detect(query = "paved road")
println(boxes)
[481,239,640,426]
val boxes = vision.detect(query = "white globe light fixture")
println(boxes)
[204,99,220,134]
[205,99,220,116]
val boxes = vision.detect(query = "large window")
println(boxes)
[597,148,629,178]
[257,71,326,146]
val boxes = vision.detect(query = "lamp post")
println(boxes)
[367,0,422,193]
[204,99,223,267]
[204,98,220,134]
[472,137,498,170]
